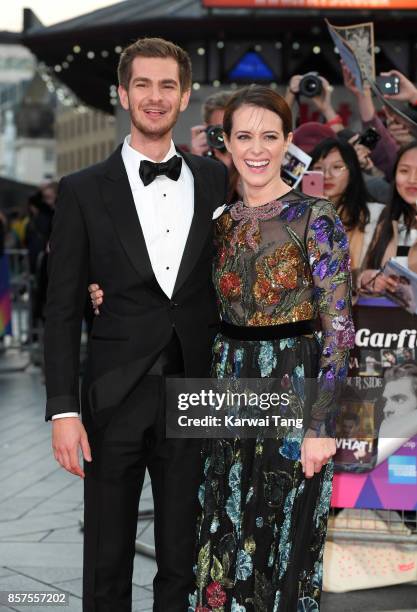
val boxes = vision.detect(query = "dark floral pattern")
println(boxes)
[189,192,354,611]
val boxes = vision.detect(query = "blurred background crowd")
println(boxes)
[0,0,416,356]
[0,3,417,606]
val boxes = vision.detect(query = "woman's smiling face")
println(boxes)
[224,104,291,192]
[395,146,417,206]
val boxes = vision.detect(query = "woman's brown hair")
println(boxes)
[223,85,292,139]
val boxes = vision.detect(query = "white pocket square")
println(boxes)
[212,204,227,220]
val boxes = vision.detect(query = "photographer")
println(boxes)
[190,90,233,168]
[285,73,344,132]
[190,91,241,202]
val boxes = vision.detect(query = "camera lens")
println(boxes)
[206,125,226,151]
[299,74,323,98]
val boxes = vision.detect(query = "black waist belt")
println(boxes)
[220,319,319,341]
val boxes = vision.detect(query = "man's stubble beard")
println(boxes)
[129,104,181,140]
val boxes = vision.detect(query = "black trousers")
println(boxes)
[82,338,203,612]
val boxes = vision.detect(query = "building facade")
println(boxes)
[55,106,116,177]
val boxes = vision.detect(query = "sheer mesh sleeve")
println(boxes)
[306,200,355,437]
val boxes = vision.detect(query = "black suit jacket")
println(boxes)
[44,146,228,426]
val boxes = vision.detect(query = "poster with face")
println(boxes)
[281,143,311,188]
[332,299,417,510]
[335,399,376,473]
[329,21,376,82]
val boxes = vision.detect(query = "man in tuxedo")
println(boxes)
[44,37,227,612]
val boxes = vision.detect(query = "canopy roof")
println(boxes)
[21,0,417,113]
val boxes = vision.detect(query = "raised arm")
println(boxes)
[341,63,399,179]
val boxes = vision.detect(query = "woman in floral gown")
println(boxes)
[188,86,355,612]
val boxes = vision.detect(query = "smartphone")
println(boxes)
[376,75,400,96]
[302,171,324,197]
[358,127,381,151]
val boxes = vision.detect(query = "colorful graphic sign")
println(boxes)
[203,0,417,8]
[332,300,417,510]
[388,455,417,486]
[332,436,417,510]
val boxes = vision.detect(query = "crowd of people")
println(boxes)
[0,181,57,341]
[188,66,417,298]
[1,37,417,610]
[1,68,417,327]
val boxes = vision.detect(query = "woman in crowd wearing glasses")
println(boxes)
[310,138,385,288]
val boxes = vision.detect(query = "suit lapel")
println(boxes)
[173,151,213,296]
[101,146,162,293]
[100,146,215,297]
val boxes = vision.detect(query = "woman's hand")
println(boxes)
[359,269,399,293]
[349,135,373,171]
[385,110,413,146]
[190,124,209,157]
[341,61,363,98]
[88,284,104,315]
[373,274,399,293]
[284,75,302,107]
[380,69,417,104]
[300,431,336,478]
[311,77,333,114]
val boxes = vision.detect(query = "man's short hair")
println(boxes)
[118,37,192,93]
[203,91,234,124]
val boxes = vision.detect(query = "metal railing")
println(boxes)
[328,507,417,546]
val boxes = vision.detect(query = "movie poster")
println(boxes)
[332,299,417,510]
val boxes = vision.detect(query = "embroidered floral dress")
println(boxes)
[189,191,355,612]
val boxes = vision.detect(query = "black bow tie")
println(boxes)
[139,155,182,187]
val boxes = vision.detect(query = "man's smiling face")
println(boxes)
[382,377,417,421]
[118,56,190,139]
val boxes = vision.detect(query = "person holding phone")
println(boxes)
[342,63,399,181]
[379,69,417,109]
[369,70,417,148]
[310,138,385,283]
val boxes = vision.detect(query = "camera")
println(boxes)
[376,75,400,96]
[298,72,323,98]
[358,127,381,151]
[205,124,226,153]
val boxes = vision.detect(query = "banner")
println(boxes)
[203,0,417,8]
[332,298,417,510]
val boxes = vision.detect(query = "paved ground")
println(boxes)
[0,348,416,612]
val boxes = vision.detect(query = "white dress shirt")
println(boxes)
[52,136,194,420]
[121,135,194,297]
